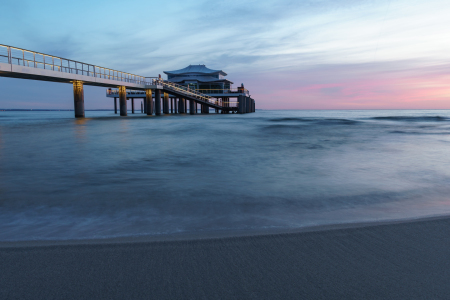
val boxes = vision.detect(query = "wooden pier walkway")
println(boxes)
[0,44,255,117]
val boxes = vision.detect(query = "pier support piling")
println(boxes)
[131,98,135,114]
[179,97,185,114]
[155,89,161,115]
[163,92,169,114]
[146,89,153,115]
[114,97,117,114]
[238,95,245,114]
[202,104,209,114]
[119,86,127,116]
[73,81,85,118]
[190,99,195,115]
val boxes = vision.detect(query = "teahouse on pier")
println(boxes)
[0,44,256,117]
[106,64,254,115]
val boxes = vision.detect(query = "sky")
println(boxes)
[1,0,449,109]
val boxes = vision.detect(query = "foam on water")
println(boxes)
[1,110,450,241]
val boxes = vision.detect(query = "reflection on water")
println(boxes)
[74,118,88,142]
[1,110,450,241]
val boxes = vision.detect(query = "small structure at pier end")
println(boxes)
[163,64,253,114]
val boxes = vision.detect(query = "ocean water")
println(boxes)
[1,109,450,241]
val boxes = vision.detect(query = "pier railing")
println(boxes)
[0,44,146,85]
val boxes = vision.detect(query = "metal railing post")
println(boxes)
[7,46,11,64]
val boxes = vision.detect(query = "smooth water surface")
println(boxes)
[1,110,450,241]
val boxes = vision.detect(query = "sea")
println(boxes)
[1,109,450,241]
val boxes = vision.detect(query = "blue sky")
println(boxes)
[1,0,450,109]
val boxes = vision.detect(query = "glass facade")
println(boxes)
[187,83,198,90]
[197,83,228,94]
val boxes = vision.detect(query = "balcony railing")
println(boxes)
[197,88,249,95]
[107,89,145,95]
[0,44,146,85]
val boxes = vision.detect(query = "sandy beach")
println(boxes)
[1,216,450,299]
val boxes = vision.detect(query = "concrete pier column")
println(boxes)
[114,97,117,114]
[179,97,185,113]
[131,98,135,114]
[73,81,85,118]
[246,97,251,113]
[238,95,245,114]
[163,92,169,114]
[190,99,195,115]
[119,86,127,116]
[143,97,147,113]
[146,89,153,115]
[171,98,174,114]
[141,101,143,113]
[223,97,229,113]
[175,98,178,114]
[155,89,161,115]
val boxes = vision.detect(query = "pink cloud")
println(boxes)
[241,61,450,110]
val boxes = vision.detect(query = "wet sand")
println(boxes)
[2,217,450,299]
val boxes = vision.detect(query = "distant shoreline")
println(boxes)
[0,109,113,111]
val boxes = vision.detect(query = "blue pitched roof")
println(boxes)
[164,65,227,76]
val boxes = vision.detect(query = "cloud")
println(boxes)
[243,60,450,109]
[1,0,450,109]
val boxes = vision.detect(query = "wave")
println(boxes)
[371,116,449,122]
[269,117,359,125]
[389,130,450,135]
[269,117,315,122]
[317,119,359,125]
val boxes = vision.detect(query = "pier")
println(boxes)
[0,45,256,118]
